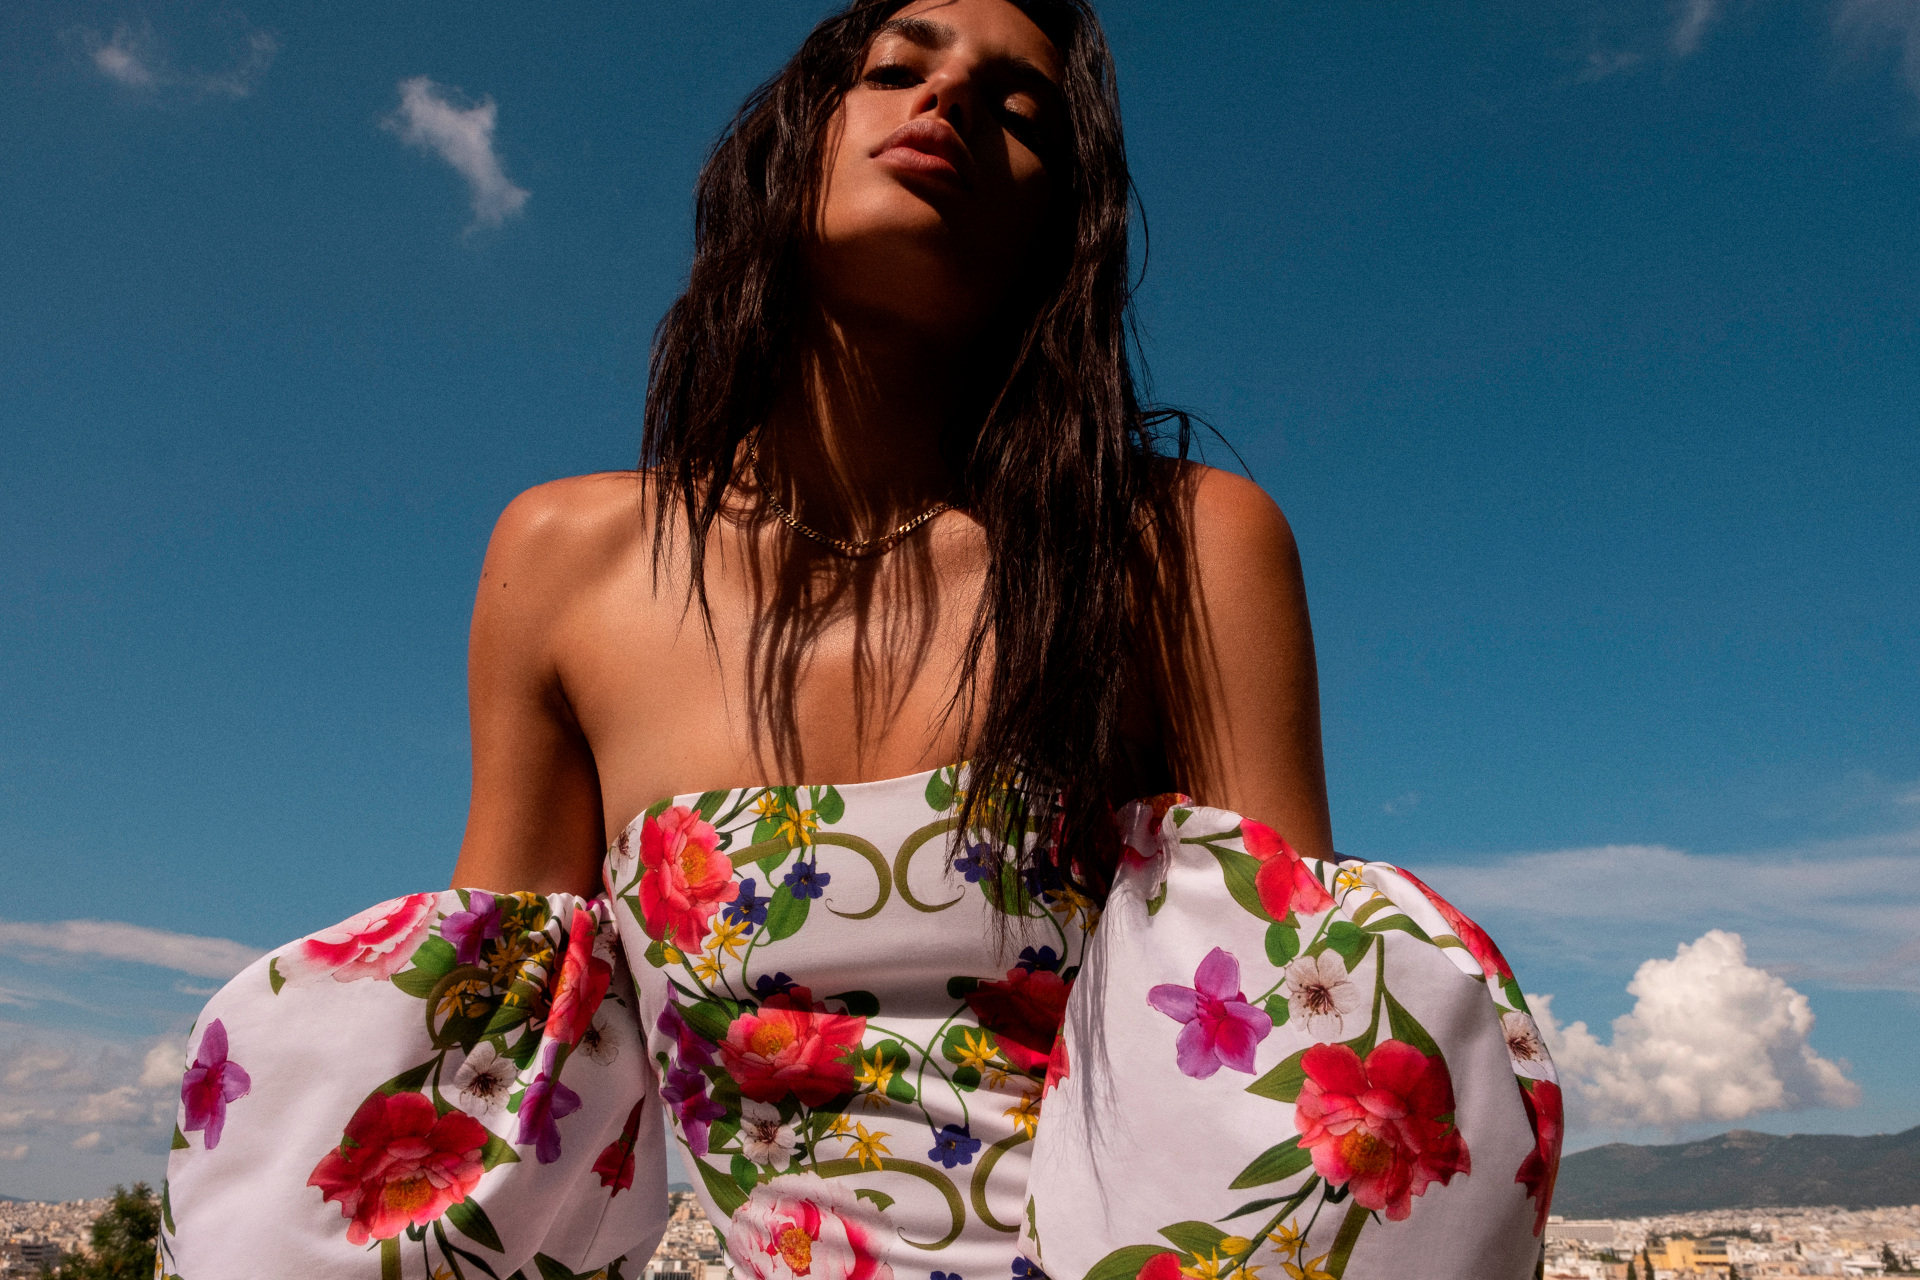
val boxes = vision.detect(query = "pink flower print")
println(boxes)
[1146,947,1273,1078]
[179,1019,250,1150]
[516,1047,583,1164]
[1293,1040,1471,1221]
[545,907,612,1047]
[661,1066,728,1156]
[1242,820,1334,920]
[281,893,439,984]
[1516,1079,1563,1235]
[1118,793,1188,871]
[637,805,738,951]
[307,1091,487,1245]
[440,890,503,966]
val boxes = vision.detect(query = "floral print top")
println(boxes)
[158,765,1559,1280]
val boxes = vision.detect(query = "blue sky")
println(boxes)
[1,0,1916,1199]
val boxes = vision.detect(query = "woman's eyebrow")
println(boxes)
[875,16,956,50]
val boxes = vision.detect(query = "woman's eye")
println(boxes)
[864,63,920,88]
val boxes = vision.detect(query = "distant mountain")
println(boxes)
[1555,1126,1920,1217]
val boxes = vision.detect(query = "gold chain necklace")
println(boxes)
[746,433,953,559]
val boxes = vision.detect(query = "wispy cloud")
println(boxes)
[1533,930,1861,1132]
[0,1028,182,1159]
[79,17,277,100]
[1838,0,1920,99]
[384,76,530,232]
[1430,824,1920,991]
[0,920,263,981]
[1672,0,1726,56]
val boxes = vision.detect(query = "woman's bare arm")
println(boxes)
[1151,464,1335,860]
[449,479,619,897]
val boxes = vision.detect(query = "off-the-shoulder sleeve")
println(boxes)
[1022,798,1561,1280]
[160,890,668,1280]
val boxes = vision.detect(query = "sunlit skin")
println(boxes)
[451,0,1332,896]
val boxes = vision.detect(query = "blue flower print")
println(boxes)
[723,878,769,928]
[1012,1260,1049,1280]
[1017,945,1061,974]
[751,971,798,999]
[927,1123,982,1169]
[932,1273,964,1280]
[952,841,993,883]
[1021,855,1063,903]
[783,860,830,900]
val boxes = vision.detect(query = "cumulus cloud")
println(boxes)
[1838,0,1920,98]
[79,18,277,99]
[0,1029,184,1158]
[384,76,530,231]
[1533,930,1861,1132]
[0,919,263,980]
[0,1144,26,1161]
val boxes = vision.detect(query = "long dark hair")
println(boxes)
[641,0,1194,903]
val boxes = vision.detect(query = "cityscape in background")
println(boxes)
[4,1190,1918,1278]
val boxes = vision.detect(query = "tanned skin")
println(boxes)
[450,0,1331,897]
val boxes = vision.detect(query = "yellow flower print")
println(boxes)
[661,944,683,965]
[1267,1222,1307,1259]
[847,1122,890,1170]
[706,916,750,960]
[752,791,784,820]
[693,954,723,983]
[853,1048,895,1096]
[953,1028,999,1074]
[1335,868,1367,894]
[777,803,819,848]
[1282,1255,1333,1280]
[1004,1086,1042,1139]
[823,1112,857,1138]
[1180,1252,1230,1280]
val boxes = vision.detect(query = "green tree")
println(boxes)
[42,1183,157,1280]
[1626,1261,1638,1280]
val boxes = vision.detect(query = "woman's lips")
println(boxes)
[872,119,973,189]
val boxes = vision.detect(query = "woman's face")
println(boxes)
[810,0,1066,340]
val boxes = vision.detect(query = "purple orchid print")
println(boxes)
[1146,946,1273,1079]
[656,994,714,1069]
[179,1018,251,1149]
[516,1048,583,1164]
[440,889,503,966]
[660,1066,728,1156]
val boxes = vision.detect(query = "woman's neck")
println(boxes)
[756,305,966,538]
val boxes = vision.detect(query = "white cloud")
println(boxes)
[79,18,277,99]
[90,24,159,88]
[1837,0,1920,97]
[71,1132,102,1151]
[0,1029,183,1157]
[0,919,263,980]
[138,1041,187,1090]
[1672,0,1725,56]
[1428,825,1920,991]
[1533,930,1861,1132]
[384,76,530,231]
[0,1144,26,1161]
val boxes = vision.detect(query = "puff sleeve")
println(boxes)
[1022,798,1561,1280]
[160,890,669,1280]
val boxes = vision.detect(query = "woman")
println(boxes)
[159,1,1562,1277]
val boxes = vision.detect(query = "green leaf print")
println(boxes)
[925,768,956,811]
[829,990,881,1016]
[764,883,811,941]
[1158,1220,1229,1257]
[682,999,735,1044]
[1246,1047,1309,1103]
[478,1128,521,1171]
[1264,920,1301,967]
[854,1188,895,1211]
[731,1153,758,1193]
[696,1153,750,1216]
[1228,1135,1312,1189]
[696,790,730,822]
[816,785,846,824]
[1383,989,1442,1059]
[1205,846,1272,922]
[445,1196,504,1253]
[267,957,285,994]
[1320,921,1373,970]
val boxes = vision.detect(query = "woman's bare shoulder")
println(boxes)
[480,470,660,597]
[1146,457,1301,582]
